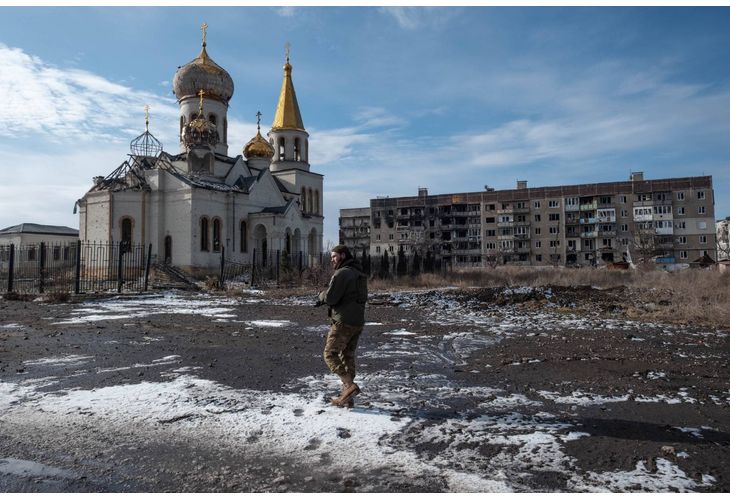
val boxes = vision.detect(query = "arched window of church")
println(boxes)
[223,118,228,144]
[309,188,314,214]
[278,137,285,161]
[301,187,307,213]
[209,114,217,125]
[304,139,308,162]
[240,220,247,253]
[201,217,209,252]
[314,190,320,215]
[180,116,185,136]
[212,218,222,252]
[294,138,301,161]
[121,217,133,251]
[190,113,197,123]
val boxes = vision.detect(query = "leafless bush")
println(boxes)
[204,275,223,291]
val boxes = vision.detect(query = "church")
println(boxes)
[77,26,324,273]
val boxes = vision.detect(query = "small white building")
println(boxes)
[77,29,323,273]
[0,223,79,247]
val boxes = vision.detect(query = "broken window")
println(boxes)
[121,217,133,252]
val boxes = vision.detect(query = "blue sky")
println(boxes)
[1,6,729,245]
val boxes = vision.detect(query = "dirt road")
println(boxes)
[1,286,728,492]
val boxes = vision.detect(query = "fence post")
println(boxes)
[117,243,124,293]
[39,242,46,294]
[74,240,81,294]
[219,246,225,288]
[7,243,14,293]
[276,249,280,284]
[251,248,256,287]
[144,243,152,292]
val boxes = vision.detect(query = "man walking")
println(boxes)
[317,244,368,407]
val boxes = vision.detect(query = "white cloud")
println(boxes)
[275,7,297,18]
[379,7,460,31]
[0,43,178,143]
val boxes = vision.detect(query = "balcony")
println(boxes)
[513,206,530,214]
[565,204,580,212]
[497,208,514,215]
[633,200,653,207]
[598,230,617,237]
[597,216,616,223]
[514,233,530,240]
[516,246,531,254]
[497,234,515,240]
[497,221,514,228]
[580,231,598,238]
[579,217,597,224]
[580,202,598,210]
[656,227,674,236]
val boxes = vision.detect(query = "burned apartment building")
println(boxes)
[338,207,371,256]
[358,174,717,268]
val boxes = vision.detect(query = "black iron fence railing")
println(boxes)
[1,241,151,294]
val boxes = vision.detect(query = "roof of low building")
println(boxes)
[0,223,79,236]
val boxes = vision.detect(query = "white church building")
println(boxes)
[78,28,323,273]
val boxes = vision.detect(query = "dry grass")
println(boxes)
[368,266,730,329]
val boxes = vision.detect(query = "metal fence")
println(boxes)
[1,241,151,295]
[221,248,329,287]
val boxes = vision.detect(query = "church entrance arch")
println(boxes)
[253,224,267,266]
[164,236,172,264]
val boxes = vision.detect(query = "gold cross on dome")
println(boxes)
[197,89,206,115]
[256,111,262,131]
[201,22,208,46]
[284,41,291,63]
[144,104,150,131]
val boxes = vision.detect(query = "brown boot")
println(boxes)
[332,383,360,407]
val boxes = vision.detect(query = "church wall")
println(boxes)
[272,170,324,215]
[189,189,230,269]
[112,191,145,244]
[81,192,113,242]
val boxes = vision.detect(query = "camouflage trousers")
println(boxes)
[323,321,363,378]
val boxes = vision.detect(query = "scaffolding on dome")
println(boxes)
[130,104,163,157]
[130,130,163,157]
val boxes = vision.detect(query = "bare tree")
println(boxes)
[718,223,730,261]
[631,223,662,263]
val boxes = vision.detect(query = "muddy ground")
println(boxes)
[0,285,728,492]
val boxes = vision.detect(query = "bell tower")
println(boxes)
[268,43,310,172]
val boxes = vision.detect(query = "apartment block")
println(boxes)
[359,174,717,268]
[338,207,371,256]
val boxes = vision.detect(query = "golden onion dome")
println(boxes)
[244,131,274,159]
[244,112,274,159]
[173,25,234,103]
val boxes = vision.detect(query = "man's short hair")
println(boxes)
[331,244,353,259]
